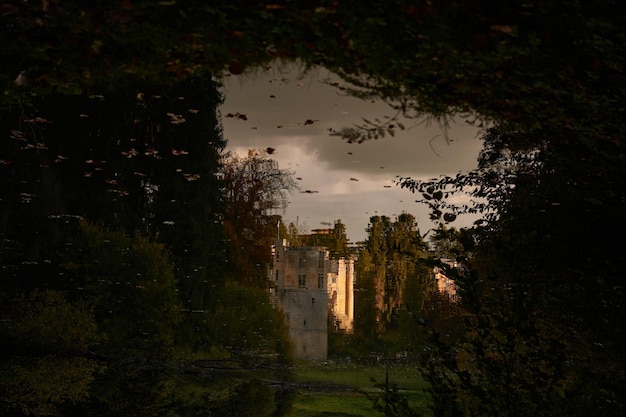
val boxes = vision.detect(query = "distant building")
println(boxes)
[433,258,461,302]
[269,239,356,360]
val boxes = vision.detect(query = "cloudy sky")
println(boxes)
[219,64,484,243]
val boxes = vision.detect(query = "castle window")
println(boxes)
[298,274,306,288]
[317,273,324,288]
[318,253,324,268]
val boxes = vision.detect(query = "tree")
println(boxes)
[204,282,290,355]
[300,219,351,258]
[56,220,182,417]
[405,125,626,417]
[353,248,379,348]
[3,1,623,147]
[220,149,297,286]
[0,219,186,417]
[0,290,101,417]
[283,221,304,246]
[61,220,180,359]
[10,76,229,351]
[355,214,431,349]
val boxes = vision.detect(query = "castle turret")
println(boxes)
[327,257,355,333]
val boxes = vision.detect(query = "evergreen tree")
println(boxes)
[300,219,351,258]
[355,214,430,348]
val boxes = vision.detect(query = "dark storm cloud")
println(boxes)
[219,64,484,242]
[220,65,482,176]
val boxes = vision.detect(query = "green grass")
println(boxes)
[287,391,375,417]
[286,362,433,417]
[292,362,427,390]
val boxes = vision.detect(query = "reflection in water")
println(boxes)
[2,2,624,416]
[221,64,484,243]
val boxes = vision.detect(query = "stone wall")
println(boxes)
[271,241,329,360]
[327,258,354,332]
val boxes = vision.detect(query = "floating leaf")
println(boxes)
[443,213,457,223]
[228,61,245,75]
[430,209,442,220]
[225,112,247,120]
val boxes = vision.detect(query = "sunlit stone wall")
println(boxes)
[327,258,355,333]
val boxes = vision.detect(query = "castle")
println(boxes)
[269,239,355,360]
[433,258,462,302]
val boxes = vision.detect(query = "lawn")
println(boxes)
[287,391,375,417]
[286,362,433,417]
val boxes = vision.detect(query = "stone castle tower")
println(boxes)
[270,239,329,360]
[269,239,356,360]
[327,258,355,333]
